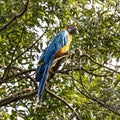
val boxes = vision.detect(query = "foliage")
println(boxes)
[0,0,120,119]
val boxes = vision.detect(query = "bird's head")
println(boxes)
[66,25,78,34]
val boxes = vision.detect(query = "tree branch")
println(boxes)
[0,68,36,84]
[0,0,29,32]
[0,88,37,107]
[2,28,25,80]
[57,67,109,77]
[2,29,47,79]
[1,48,120,117]
[70,75,120,116]
[81,54,120,74]
[45,88,82,120]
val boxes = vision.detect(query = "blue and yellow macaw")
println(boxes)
[35,25,78,105]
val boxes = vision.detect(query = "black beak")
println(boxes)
[74,27,79,34]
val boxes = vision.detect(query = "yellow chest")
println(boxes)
[56,34,72,57]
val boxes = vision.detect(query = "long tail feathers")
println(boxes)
[34,62,51,111]
[38,64,49,104]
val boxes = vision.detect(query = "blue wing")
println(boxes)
[44,30,68,63]
[35,30,68,104]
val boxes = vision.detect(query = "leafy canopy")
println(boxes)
[0,0,120,120]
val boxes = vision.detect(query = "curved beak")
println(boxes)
[74,27,79,34]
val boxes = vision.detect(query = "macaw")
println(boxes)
[35,25,78,105]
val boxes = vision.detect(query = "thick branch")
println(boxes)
[0,0,29,32]
[0,88,37,107]
[0,86,81,120]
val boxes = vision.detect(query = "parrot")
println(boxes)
[35,25,78,105]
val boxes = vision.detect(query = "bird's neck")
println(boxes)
[68,34,72,40]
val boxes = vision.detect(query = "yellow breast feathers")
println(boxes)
[56,34,72,57]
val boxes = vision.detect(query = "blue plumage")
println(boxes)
[36,30,69,104]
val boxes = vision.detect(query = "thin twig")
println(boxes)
[2,29,47,79]
[2,28,25,79]
[70,75,120,116]
[81,54,120,74]
[45,88,82,120]
[0,68,35,84]
[57,67,109,77]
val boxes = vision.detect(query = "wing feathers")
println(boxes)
[35,30,69,104]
